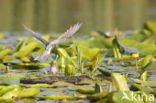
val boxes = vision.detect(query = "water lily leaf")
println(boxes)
[0,74,26,84]
[89,54,105,73]
[121,39,156,55]
[73,40,103,60]
[87,36,113,48]
[0,63,5,69]
[43,95,77,100]
[111,73,129,91]
[42,34,51,41]
[142,55,153,69]
[2,86,21,99]
[0,85,20,96]
[131,79,156,88]
[0,56,16,62]
[0,49,11,57]
[12,63,48,69]
[145,61,156,70]
[130,84,153,93]
[98,68,111,76]
[13,42,38,57]
[27,83,55,88]
[16,88,40,97]
[0,97,13,103]
[74,85,95,94]
[52,81,73,87]
[88,93,107,100]
[79,78,94,85]
[99,91,144,103]
[144,21,156,33]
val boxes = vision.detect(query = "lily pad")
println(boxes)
[16,88,40,97]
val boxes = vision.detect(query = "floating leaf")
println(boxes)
[88,54,105,73]
[27,83,56,88]
[79,78,94,85]
[111,73,129,91]
[140,71,147,81]
[52,81,73,87]
[13,42,38,57]
[98,91,144,103]
[130,84,153,93]
[0,85,20,96]
[2,86,21,99]
[16,88,40,97]
[74,85,95,94]
[43,95,77,100]
[88,93,107,100]
[131,79,156,88]
[144,21,156,33]
[0,49,11,57]
[98,68,111,76]
[142,55,153,69]
[0,97,13,103]
[0,63,5,69]
[0,74,26,84]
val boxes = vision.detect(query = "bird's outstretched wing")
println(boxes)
[35,23,82,60]
[15,15,49,46]
[49,23,82,47]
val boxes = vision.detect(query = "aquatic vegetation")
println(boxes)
[0,22,156,102]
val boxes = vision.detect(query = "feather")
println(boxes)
[15,15,49,46]
[36,23,82,60]
[48,23,82,48]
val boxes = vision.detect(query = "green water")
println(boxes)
[0,0,156,33]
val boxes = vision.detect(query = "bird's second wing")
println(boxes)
[15,15,49,46]
[48,23,82,47]
[35,23,82,61]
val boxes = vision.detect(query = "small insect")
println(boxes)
[15,15,82,60]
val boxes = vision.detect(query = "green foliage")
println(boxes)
[0,85,20,96]
[16,88,40,98]
[144,21,156,33]
[140,71,147,81]
[13,42,38,57]
[141,55,153,69]
[43,95,77,100]
[112,36,122,58]
[98,68,111,76]
[0,33,3,40]
[111,73,129,91]
[65,64,76,76]
[74,85,95,94]
[0,49,11,57]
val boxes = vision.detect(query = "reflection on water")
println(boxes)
[0,0,156,33]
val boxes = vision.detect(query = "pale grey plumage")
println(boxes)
[15,15,49,46]
[15,15,82,60]
[36,23,82,60]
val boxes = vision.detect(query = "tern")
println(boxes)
[15,15,82,61]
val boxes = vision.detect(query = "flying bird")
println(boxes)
[15,15,82,60]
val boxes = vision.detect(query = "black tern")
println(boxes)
[15,15,82,60]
